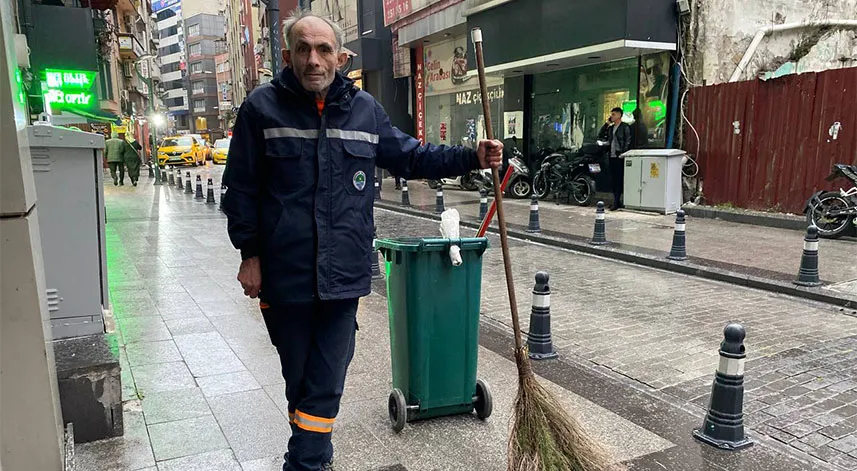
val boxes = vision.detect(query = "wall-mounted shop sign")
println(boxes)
[42,68,97,110]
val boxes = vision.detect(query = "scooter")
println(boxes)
[532,142,606,206]
[806,164,857,239]
[427,169,491,191]
[503,147,531,199]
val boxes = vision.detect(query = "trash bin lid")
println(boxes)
[374,237,489,252]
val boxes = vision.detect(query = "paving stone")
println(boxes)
[810,444,843,462]
[829,434,857,454]
[829,453,857,470]
[833,404,857,419]
[132,361,197,396]
[820,420,857,440]
[156,449,241,471]
[173,332,246,377]
[801,432,833,448]
[142,388,211,425]
[781,420,823,439]
[196,370,262,398]
[148,415,229,461]
[125,340,183,366]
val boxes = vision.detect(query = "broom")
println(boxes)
[470,28,622,471]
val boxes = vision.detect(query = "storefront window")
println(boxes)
[421,36,504,150]
[636,51,671,148]
[531,58,639,155]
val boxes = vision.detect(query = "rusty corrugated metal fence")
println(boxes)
[685,67,857,213]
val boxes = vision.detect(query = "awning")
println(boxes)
[69,108,123,124]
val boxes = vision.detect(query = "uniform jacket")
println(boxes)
[222,67,480,305]
[105,138,135,163]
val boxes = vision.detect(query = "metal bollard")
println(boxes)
[526,194,541,233]
[527,271,557,360]
[794,225,822,287]
[478,188,488,221]
[185,171,194,194]
[590,201,608,245]
[148,162,155,178]
[374,180,381,201]
[195,175,204,199]
[693,324,753,450]
[205,178,216,204]
[667,209,688,260]
[168,167,175,186]
[435,187,445,214]
[371,225,382,279]
[400,180,410,207]
[160,168,168,183]
[177,170,184,190]
[219,183,227,211]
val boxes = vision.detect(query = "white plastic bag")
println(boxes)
[440,209,463,266]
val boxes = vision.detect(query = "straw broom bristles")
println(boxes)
[507,350,624,471]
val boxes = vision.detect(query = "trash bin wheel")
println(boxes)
[474,379,493,420]
[388,388,407,432]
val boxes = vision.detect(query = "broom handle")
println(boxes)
[472,28,524,353]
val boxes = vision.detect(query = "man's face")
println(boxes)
[284,17,348,96]
[610,111,622,124]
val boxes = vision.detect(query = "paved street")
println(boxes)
[378,180,857,296]
[76,166,857,470]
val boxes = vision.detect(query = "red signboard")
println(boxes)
[415,46,425,144]
[384,0,413,26]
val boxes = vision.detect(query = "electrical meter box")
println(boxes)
[622,149,686,214]
[28,124,109,339]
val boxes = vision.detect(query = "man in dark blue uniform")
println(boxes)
[222,10,502,471]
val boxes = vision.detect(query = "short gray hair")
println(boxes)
[282,9,344,52]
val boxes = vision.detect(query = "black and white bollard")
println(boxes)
[435,187,445,214]
[526,194,541,233]
[400,180,410,207]
[693,324,753,450]
[527,271,557,360]
[168,167,175,186]
[590,201,608,245]
[374,180,381,201]
[185,171,194,194]
[195,175,204,199]
[794,225,822,287]
[667,209,688,261]
[160,168,168,183]
[478,189,488,221]
[219,183,227,211]
[371,226,382,279]
[177,170,184,190]
[205,178,216,204]
[148,162,155,178]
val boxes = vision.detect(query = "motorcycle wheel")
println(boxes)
[427,180,440,190]
[508,178,531,199]
[807,192,853,239]
[532,173,550,199]
[461,173,479,191]
[570,175,596,206]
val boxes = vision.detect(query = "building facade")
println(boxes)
[185,12,227,140]
[215,51,233,134]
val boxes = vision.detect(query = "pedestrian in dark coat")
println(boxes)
[607,107,632,210]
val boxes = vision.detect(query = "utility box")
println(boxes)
[622,149,686,214]
[28,124,109,339]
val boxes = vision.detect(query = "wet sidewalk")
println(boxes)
[76,166,835,470]
[377,180,857,302]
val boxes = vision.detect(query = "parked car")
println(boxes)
[212,138,230,164]
[157,136,205,167]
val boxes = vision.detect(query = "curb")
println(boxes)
[682,205,808,232]
[375,200,857,310]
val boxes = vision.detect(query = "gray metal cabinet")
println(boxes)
[28,124,108,339]
[622,149,686,214]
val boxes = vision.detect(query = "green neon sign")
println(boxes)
[42,68,97,111]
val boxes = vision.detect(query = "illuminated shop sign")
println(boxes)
[42,68,97,110]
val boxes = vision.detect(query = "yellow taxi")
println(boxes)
[212,138,230,164]
[157,136,205,167]
[189,134,212,161]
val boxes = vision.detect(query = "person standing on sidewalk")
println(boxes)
[124,136,142,186]
[104,131,136,186]
[607,107,631,210]
[221,10,502,471]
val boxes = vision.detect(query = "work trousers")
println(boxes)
[261,299,359,471]
[609,157,625,208]
[108,162,125,184]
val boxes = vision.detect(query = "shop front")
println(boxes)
[417,34,505,150]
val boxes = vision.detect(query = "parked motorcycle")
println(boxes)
[806,164,857,239]
[427,169,491,191]
[532,143,606,206]
[503,147,531,199]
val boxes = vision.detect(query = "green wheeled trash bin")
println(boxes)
[375,237,492,432]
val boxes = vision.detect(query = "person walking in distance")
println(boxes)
[607,107,632,210]
[104,131,137,186]
[124,135,143,186]
[221,10,502,471]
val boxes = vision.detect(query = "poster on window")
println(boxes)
[423,36,502,97]
[504,111,523,139]
[637,52,671,148]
